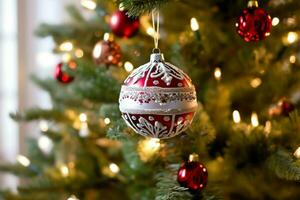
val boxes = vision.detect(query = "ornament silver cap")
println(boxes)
[150,53,164,63]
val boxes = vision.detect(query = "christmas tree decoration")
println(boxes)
[109,10,140,38]
[177,153,208,191]
[119,11,197,139]
[54,61,76,84]
[269,98,295,117]
[236,0,272,42]
[92,35,122,66]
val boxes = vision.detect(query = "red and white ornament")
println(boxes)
[119,53,198,139]
[54,61,76,84]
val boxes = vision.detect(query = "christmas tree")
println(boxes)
[1,0,300,199]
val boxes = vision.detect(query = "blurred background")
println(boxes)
[0,0,81,190]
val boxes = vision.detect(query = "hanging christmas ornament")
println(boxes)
[236,0,272,42]
[54,61,76,84]
[269,98,295,117]
[177,153,208,191]
[119,12,198,139]
[92,34,122,66]
[109,10,139,38]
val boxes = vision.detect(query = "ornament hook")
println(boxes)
[151,10,160,51]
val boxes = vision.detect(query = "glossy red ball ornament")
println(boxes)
[280,100,295,116]
[119,53,198,139]
[236,1,272,42]
[54,61,76,84]
[109,10,139,38]
[177,155,208,191]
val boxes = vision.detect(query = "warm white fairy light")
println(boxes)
[93,43,102,59]
[38,135,53,154]
[138,138,161,161]
[79,122,89,137]
[75,49,84,58]
[272,17,280,26]
[250,78,262,88]
[67,195,79,200]
[109,163,120,174]
[81,0,96,10]
[59,41,73,51]
[39,121,49,132]
[104,118,111,125]
[251,112,259,127]
[60,165,69,177]
[124,61,134,72]
[146,27,155,36]
[287,32,298,44]
[214,67,222,81]
[264,121,272,135]
[232,110,241,123]
[17,155,30,167]
[294,147,300,158]
[118,3,125,11]
[62,53,72,62]
[79,113,87,122]
[290,55,296,64]
[103,33,110,41]
[190,18,199,31]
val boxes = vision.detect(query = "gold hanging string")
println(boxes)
[151,10,160,53]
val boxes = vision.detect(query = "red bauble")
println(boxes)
[119,53,198,139]
[54,61,75,84]
[177,160,208,191]
[109,10,139,38]
[269,98,295,117]
[93,40,122,66]
[236,5,272,42]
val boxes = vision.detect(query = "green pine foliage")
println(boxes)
[1,0,300,199]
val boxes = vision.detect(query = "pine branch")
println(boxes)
[267,149,300,181]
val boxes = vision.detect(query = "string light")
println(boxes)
[79,113,87,122]
[59,41,73,51]
[104,118,111,125]
[272,17,280,26]
[264,121,272,135]
[81,0,96,10]
[17,155,30,167]
[75,49,84,58]
[232,110,241,123]
[294,147,300,158]
[38,135,53,154]
[67,195,79,200]
[124,61,134,72]
[39,121,49,132]
[138,138,161,162]
[79,122,89,137]
[60,165,69,177]
[62,53,72,62]
[103,33,110,41]
[146,27,155,36]
[214,67,222,81]
[190,18,199,31]
[250,78,262,88]
[109,163,120,174]
[287,32,298,44]
[251,112,259,127]
[290,55,296,64]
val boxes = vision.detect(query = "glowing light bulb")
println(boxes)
[103,33,110,41]
[250,78,262,88]
[104,118,111,125]
[60,165,69,177]
[251,112,259,127]
[59,41,73,52]
[81,0,96,10]
[109,163,120,174]
[39,121,48,132]
[62,53,72,62]
[138,138,161,161]
[294,147,300,158]
[232,110,241,123]
[67,195,79,200]
[264,121,272,135]
[272,17,280,26]
[190,18,199,31]
[124,61,134,72]
[290,55,296,64]
[79,113,87,122]
[75,49,84,58]
[146,27,155,36]
[38,136,53,154]
[287,32,298,44]
[214,67,221,81]
[17,155,30,167]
